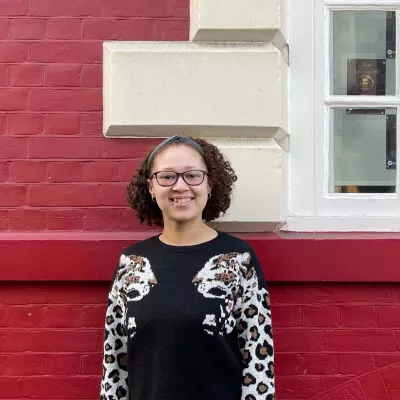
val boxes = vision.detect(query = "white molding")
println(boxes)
[326,0,400,8]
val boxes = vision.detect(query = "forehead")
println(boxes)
[152,144,206,171]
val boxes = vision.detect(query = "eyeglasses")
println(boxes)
[150,170,208,187]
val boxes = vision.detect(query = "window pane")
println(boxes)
[331,11,396,95]
[331,108,396,193]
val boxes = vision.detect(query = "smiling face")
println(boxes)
[147,144,211,226]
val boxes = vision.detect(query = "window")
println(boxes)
[288,0,400,231]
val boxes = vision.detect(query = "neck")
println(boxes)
[159,220,217,246]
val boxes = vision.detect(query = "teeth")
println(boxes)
[172,198,192,204]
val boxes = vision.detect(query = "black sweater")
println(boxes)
[100,231,275,400]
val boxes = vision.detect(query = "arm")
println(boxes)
[234,251,275,400]
[100,260,129,400]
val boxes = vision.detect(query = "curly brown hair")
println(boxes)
[127,138,237,226]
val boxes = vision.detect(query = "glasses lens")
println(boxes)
[157,172,178,186]
[183,170,204,185]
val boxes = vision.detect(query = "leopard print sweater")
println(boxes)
[100,232,275,400]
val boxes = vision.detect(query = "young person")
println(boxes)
[100,135,275,400]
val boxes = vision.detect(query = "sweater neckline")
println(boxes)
[155,231,222,253]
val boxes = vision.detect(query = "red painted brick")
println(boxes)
[100,138,159,158]
[84,161,121,182]
[81,65,102,87]
[0,209,7,230]
[9,306,43,327]
[0,0,28,15]
[7,113,44,134]
[25,329,101,352]
[0,113,6,133]
[103,0,174,17]
[0,137,27,159]
[175,0,189,18]
[0,185,26,206]
[10,161,46,183]
[381,364,400,400]
[0,19,9,40]
[341,305,376,327]
[9,208,46,230]
[44,113,80,135]
[47,161,84,183]
[360,372,390,400]
[338,354,374,374]
[46,18,82,39]
[378,306,400,327]
[0,88,29,110]
[28,137,101,158]
[43,354,81,375]
[302,354,337,375]
[319,376,353,392]
[81,112,102,135]
[44,306,82,327]
[30,41,101,63]
[0,377,24,397]
[82,18,118,39]
[99,183,128,206]
[46,208,83,230]
[28,184,99,207]
[0,42,28,62]
[324,330,395,352]
[31,0,102,16]
[0,161,9,182]
[46,64,82,87]
[0,356,6,374]
[82,305,105,327]
[119,208,153,231]
[30,88,102,111]
[276,376,319,399]
[271,305,302,327]
[153,20,189,40]
[274,353,301,376]
[375,354,400,367]
[8,354,44,375]
[82,353,102,375]
[84,208,120,230]
[0,63,6,86]
[8,64,44,87]
[119,160,139,181]
[339,381,367,400]
[0,306,9,326]
[0,330,27,352]
[304,306,339,327]
[11,18,45,39]
[274,329,324,352]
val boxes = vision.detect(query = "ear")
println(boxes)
[147,179,154,196]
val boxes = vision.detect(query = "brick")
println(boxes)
[9,208,46,230]
[360,372,390,400]
[100,137,159,158]
[30,41,101,63]
[28,137,101,158]
[0,42,28,62]
[0,377,24,398]
[84,208,119,230]
[339,381,367,400]
[28,184,99,207]
[0,19,9,39]
[10,161,46,183]
[375,354,400,367]
[0,306,9,326]
[30,88,102,111]
[0,209,7,230]
[274,353,301,376]
[324,330,395,351]
[9,306,43,327]
[103,0,174,17]
[304,306,339,327]
[0,88,29,110]
[378,306,400,327]
[0,331,27,352]
[46,64,81,87]
[0,161,9,182]
[341,305,376,327]
[119,160,139,181]
[271,305,302,327]
[99,183,128,206]
[45,113,80,135]
[8,64,44,87]
[175,0,189,18]
[274,329,324,352]
[119,208,152,231]
[0,113,6,133]
[0,63,6,86]
[0,137,27,159]
[47,161,84,183]
[381,364,400,400]
[44,306,82,328]
[84,161,120,182]
[8,354,44,375]
[7,113,44,134]
[338,354,374,375]
[82,18,118,39]
[319,376,353,392]
[153,20,189,41]
[46,209,83,230]
[276,376,319,399]
[82,353,102,375]
[81,112,102,135]
[43,354,81,375]
[46,18,82,39]
[81,65,102,87]
[11,18,45,39]
[0,355,6,374]
[0,185,26,206]
[0,0,28,16]
[302,354,337,375]
[82,305,105,327]
[30,0,102,16]
[25,329,101,352]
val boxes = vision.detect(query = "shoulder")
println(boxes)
[120,234,160,259]
[216,231,256,255]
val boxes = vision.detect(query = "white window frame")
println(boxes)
[288,0,400,231]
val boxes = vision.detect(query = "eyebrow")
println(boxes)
[158,166,201,171]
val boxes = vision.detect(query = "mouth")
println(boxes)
[169,197,194,206]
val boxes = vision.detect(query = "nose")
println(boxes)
[172,174,189,190]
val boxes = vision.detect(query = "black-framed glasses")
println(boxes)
[150,170,208,187]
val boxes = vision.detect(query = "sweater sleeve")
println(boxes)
[234,250,275,400]
[100,259,129,400]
